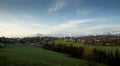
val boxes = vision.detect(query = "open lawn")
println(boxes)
[0,44,107,66]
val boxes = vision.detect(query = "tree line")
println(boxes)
[42,43,120,66]
[64,35,120,46]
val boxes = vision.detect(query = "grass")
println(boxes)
[0,44,108,66]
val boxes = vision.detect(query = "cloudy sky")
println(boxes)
[0,0,120,37]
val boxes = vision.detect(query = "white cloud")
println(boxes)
[48,19,101,34]
[48,0,92,14]
[0,10,120,37]
[49,0,66,12]
[75,0,99,15]
[0,11,51,37]
[49,17,120,34]
[55,19,95,29]
[51,24,120,36]
[76,8,95,15]
[84,24,120,33]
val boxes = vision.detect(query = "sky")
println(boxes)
[0,0,120,37]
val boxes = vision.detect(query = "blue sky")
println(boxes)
[0,0,120,37]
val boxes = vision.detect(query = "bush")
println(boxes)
[0,44,4,48]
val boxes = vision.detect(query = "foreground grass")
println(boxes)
[0,44,107,66]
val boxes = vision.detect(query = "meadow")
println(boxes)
[0,44,108,66]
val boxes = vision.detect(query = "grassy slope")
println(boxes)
[0,44,107,66]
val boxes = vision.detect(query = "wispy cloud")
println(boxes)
[80,24,120,34]
[55,19,95,29]
[50,17,120,34]
[0,11,50,37]
[48,0,94,15]
[0,10,120,37]
[76,7,96,15]
[48,19,100,33]
[49,0,66,12]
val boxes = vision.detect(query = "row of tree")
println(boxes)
[42,43,120,66]
[64,35,120,46]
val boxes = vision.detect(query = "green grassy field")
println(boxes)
[0,44,108,66]
[53,39,120,53]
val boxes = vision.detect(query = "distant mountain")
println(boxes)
[29,31,120,38]
[103,31,120,36]
[30,33,56,37]
[30,33,44,37]
[111,31,120,36]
